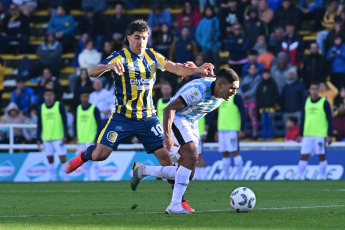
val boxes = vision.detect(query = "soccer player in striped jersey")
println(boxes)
[132,67,240,214]
[65,19,213,211]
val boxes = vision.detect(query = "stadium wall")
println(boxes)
[0,149,344,182]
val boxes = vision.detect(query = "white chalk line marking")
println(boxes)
[0,190,81,194]
[0,205,344,218]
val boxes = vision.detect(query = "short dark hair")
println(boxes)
[287,116,298,125]
[263,69,271,74]
[86,39,94,46]
[43,67,52,73]
[153,3,163,10]
[44,89,55,94]
[249,63,258,70]
[161,81,172,87]
[275,26,284,31]
[181,26,191,32]
[248,49,258,56]
[28,105,38,114]
[216,68,240,83]
[335,35,343,41]
[57,4,70,14]
[80,89,91,95]
[195,53,206,62]
[310,81,320,87]
[124,19,150,46]
[45,32,56,43]
[203,4,215,17]
[16,78,25,83]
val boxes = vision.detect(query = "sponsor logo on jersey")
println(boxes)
[147,61,156,72]
[130,78,152,85]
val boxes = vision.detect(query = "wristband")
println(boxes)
[203,131,208,136]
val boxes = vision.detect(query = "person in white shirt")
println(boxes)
[89,78,113,120]
[78,40,101,72]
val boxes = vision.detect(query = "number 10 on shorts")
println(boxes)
[151,124,163,136]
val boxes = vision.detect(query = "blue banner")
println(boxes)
[202,149,345,180]
[0,149,344,181]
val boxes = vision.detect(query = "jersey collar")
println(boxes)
[127,47,145,59]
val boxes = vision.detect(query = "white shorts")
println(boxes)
[218,130,239,152]
[170,116,200,161]
[76,143,92,155]
[301,136,326,155]
[43,140,67,157]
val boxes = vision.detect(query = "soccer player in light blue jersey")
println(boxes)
[132,67,240,214]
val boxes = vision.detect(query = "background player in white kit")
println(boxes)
[295,82,333,180]
[131,67,240,214]
[216,93,246,180]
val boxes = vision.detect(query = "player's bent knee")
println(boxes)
[154,148,173,166]
[179,142,198,167]
[159,156,173,166]
[183,152,198,166]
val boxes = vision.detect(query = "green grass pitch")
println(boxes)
[0,180,345,229]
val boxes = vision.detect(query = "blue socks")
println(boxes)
[81,145,96,162]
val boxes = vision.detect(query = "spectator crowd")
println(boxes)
[0,0,345,144]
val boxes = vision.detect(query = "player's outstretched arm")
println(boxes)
[163,98,186,152]
[88,62,125,78]
[164,61,215,78]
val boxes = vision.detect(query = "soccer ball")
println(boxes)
[230,187,256,213]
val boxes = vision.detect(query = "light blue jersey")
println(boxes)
[171,78,223,124]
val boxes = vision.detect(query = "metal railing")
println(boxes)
[0,124,345,153]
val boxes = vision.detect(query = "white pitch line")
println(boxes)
[0,190,81,194]
[257,205,345,210]
[0,205,344,218]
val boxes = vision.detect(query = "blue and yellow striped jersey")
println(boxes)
[101,47,168,120]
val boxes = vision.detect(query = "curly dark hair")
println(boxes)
[123,19,150,46]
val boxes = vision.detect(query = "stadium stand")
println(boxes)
[0,0,343,144]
